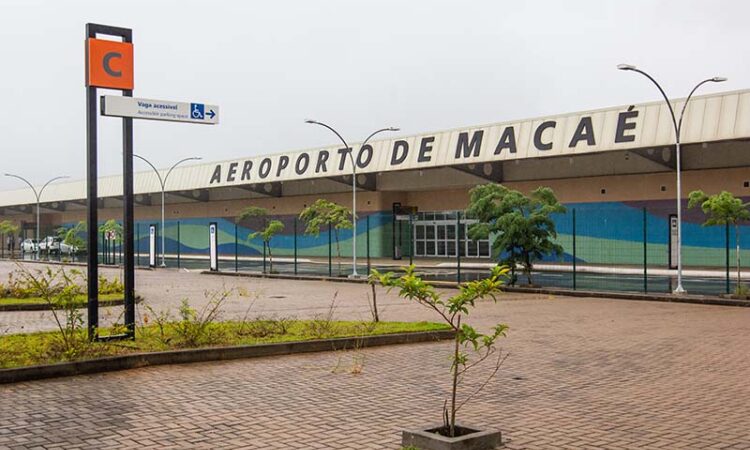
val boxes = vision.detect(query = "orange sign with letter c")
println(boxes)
[86,38,134,90]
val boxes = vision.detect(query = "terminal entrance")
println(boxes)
[412,211,491,258]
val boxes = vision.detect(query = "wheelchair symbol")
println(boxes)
[190,103,205,120]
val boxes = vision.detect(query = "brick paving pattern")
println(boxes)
[1,261,750,449]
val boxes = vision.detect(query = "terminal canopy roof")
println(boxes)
[1,89,749,213]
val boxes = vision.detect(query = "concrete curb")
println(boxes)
[0,257,154,271]
[0,296,142,312]
[201,270,750,308]
[0,329,454,384]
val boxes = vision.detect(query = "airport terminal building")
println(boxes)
[1,89,749,267]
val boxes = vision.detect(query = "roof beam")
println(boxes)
[452,161,503,182]
[327,173,377,191]
[237,182,282,197]
[630,148,676,170]
[39,201,66,212]
[67,199,88,208]
[134,194,152,206]
[168,189,210,202]
[4,205,32,214]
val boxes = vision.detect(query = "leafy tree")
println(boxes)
[688,190,750,291]
[0,220,20,257]
[299,199,353,275]
[98,219,122,239]
[60,221,87,250]
[466,184,566,285]
[238,206,285,273]
[0,220,19,236]
[373,265,509,437]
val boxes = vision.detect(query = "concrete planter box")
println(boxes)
[402,423,501,450]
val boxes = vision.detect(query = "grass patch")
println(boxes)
[0,293,123,307]
[0,320,449,369]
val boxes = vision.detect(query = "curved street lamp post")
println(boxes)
[617,64,727,294]
[305,121,399,277]
[134,155,202,267]
[4,174,69,253]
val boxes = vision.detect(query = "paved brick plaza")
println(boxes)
[1,261,749,449]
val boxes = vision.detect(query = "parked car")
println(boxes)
[59,241,78,255]
[38,236,59,254]
[38,237,77,255]
[20,238,38,253]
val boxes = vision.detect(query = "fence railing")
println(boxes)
[7,206,746,297]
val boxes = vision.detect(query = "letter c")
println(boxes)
[103,52,122,77]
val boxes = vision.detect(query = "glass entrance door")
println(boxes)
[413,211,491,258]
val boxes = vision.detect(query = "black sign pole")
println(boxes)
[85,58,98,340]
[123,87,135,339]
[86,23,135,341]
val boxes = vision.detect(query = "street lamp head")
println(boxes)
[617,64,637,71]
[304,119,318,124]
[711,76,728,83]
[388,127,400,132]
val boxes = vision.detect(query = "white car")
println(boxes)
[21,238,38,253]
[39,237,77,255]
[59,241,78,255]
[38,237,59,253]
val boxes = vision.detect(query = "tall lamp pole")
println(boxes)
[134,155,202,267]
[305,121,399,277]
[4,174,69,251]
[617,64,727,294]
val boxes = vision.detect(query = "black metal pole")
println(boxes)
[123,87,135,339]
[573,208,578,290]
[366,215,371,275]
[294,217,298,275]
[643,207,647,293]
[458,212,463,282]
[726,222,730,294]
[328,225,332,277]
[177,221,181,269]
[234,223,238,273]
[86,79,99,340]
[262,239,267,274]
[409,213,413,266]
[136,222,140,267]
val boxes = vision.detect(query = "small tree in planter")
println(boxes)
[238,206,284,274]
[466,184,565,285]
[373,265,509,449]
[688,190,750,295]
[365,271,386,323]
[299,199,353,276]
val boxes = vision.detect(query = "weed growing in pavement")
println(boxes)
[142,303,173,345]
[172,288,234,347]
[302,293,339,339]
[97,275,124,295]
[240,315,295,338]
[0,266,124,300]
[16,266,91,359]
[330,320,377,375]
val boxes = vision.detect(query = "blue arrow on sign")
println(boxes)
[207,109,216,119]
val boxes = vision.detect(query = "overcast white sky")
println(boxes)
[0,0,747,190]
